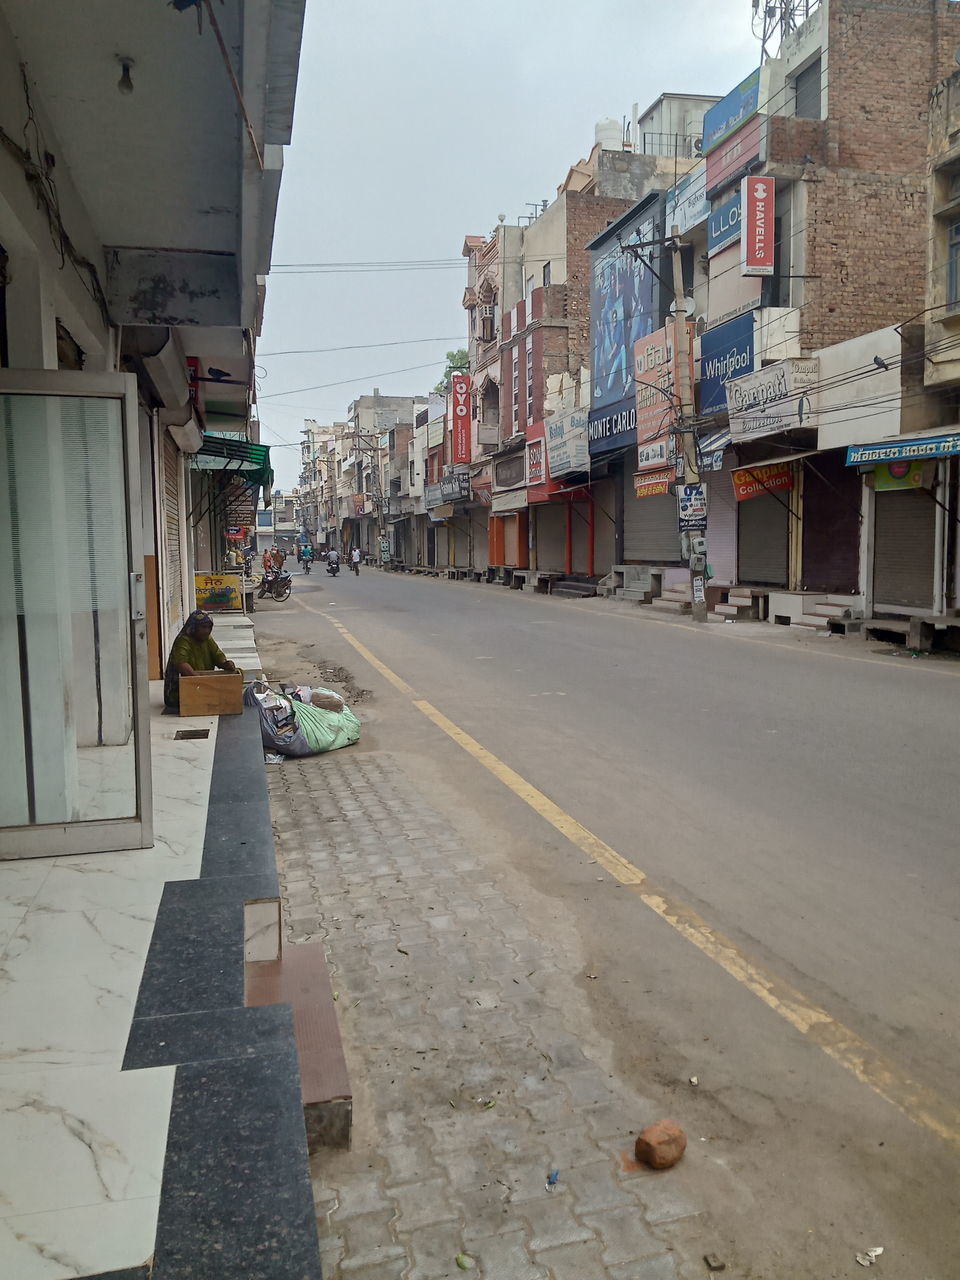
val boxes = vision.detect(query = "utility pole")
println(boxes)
[670,223,708,624]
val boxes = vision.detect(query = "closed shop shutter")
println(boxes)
[873,488,936,608]
[535,503,566,571]
[623,468,681,561]
[162,431,184,636]
[453,518,470,567]
[471,510,489,570]
[801,452,860,593]
[707,458,738,585]
[738,490,789,585]
[592,478,617,576]
[504,514,519,565]
[571,502,590,575]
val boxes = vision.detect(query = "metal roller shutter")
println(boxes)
[453,518,470,567]
[738,490,789,585]
[471,510,489,570]
[535,503,565,571]
[571,502,590,575]
[504,514,520,566]
[706,459,738,585]
[162,431,183,636]
[623,469,681,561]
[873,489,936,608]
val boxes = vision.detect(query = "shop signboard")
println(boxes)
[846,432,960,465]
[707,190,741,256]
[352,493,365,515]
[702,67,761,155]
[439,471,471,502]
[699,313,755,415]
[731,462,794,501]
[726,357,819,441]
[527,438,546,485]
[494,450,526,490]
[588,396,637,458]
[451,372,471,464]
[633,467,674,499]
[666,162,708,235]
[425,482,444,508]
[873,461,925,491]
[635,323,694,474]
[677,483,708,530]
[741,176,775,275]
[590,199,665,411]
[705,114,766,200]
[427,417,445,448]
[545,407,589,477]
[195,573,242,612]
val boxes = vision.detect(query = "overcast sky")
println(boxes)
[257,0,761,488]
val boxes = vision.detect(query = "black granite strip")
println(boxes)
[76,1269,149,1280]
[124,1004,295,1071]
[151,1048,321,1280]
[201,706,279,884]
[131,872,277,1020]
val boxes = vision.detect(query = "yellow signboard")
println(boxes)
[195,572,243,612]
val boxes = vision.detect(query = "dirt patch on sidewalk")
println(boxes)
[256,633,373,704]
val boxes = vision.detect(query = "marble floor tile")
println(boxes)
[26,861,170,913]
[0,975,135,1075]
[0,910,26,959]
[0,862,54,911]
[0,904,156,995]
[0,1195,159,1279]
[0,1064,174,1216]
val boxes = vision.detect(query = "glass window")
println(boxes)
[542,261,551,287]
[794,57,822,120]
[948,221,960,309]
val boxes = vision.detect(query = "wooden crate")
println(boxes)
[179,671,244,716]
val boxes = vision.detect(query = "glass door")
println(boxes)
[0,369,152,857]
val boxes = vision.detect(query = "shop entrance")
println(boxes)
[0,369,152,858]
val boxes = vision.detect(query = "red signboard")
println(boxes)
[527,437,546,486]
[741,176,775,276]
[731,463,793,501]
[705,113,765,199]
[633,467,674,499]
[451,372,471,465]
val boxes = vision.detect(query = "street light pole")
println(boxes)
[670,223,708,624]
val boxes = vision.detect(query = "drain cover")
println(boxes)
[174,729,210,740]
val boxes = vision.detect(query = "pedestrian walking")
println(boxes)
[351,547,361,576]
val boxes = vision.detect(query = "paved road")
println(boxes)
[255,567,960,1277]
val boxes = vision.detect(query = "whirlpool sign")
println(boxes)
[699,313,755,416]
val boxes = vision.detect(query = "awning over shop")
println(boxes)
[736,448,820,469]
[189,434,274,531]
[491,490,528,514]
[846,429,960,467]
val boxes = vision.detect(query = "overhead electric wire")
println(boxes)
[257,336,465,358]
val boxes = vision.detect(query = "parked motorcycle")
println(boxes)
[257,569,292,601]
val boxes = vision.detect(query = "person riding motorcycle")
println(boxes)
[301,544,314,573]
[326,547,341,575]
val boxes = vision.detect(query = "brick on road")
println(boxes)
[267,752,716,1279]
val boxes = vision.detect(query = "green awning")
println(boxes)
[193,434,273,490]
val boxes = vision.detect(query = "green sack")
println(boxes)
[291,697,361,754]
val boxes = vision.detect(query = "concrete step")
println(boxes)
[618,587,652,601]
[662,587,692,602]
[726,593,755,609]
[794,614,830,630]
[812,602,853,618]
[645,598,691,613]
[551,581,597,598]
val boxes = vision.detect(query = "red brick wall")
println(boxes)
[799,0,960,349]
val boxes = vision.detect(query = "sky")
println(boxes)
[256,0,762,488]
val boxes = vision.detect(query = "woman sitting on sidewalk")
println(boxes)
[163,609,237,712]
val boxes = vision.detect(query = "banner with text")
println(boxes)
[741,176,775,276]
[451,372,471,464]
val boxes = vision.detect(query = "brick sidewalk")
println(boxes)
[267,752,721,1280]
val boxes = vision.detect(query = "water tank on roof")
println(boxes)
[595,118,622,151]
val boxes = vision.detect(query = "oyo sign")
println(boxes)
[741,176,774,276]
[451,372,471,465]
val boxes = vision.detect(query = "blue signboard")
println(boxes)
[702,67,761,155]
[846,433,960,466]
[588,397,637,458]
[589,199,666,413]
[707,190,741,257]
[699,313,755,416]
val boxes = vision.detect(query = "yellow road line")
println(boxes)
[296,597,960,1147]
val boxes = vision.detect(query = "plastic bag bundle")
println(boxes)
[244,681,360,757]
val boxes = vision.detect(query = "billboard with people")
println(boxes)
[589,196,667,413]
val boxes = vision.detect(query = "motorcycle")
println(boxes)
[302,555,312,574]
[326,558,340,577]
[257,568,292,601]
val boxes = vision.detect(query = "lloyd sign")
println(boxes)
[741,176,774,276]
[725,357,819,440]
[451,372,471,464]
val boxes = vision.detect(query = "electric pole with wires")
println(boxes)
[670,223,709,624]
